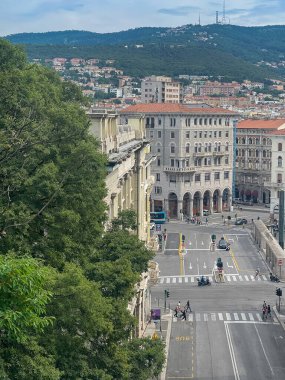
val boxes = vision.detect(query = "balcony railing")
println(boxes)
[264,182,285,188]
[164,166,196,173]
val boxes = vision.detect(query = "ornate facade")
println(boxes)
[121,103,238,218]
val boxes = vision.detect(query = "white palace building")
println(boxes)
[120,103,239,219]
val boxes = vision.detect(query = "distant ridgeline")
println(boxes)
[5,24,285,81]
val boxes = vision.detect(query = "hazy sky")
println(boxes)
[1,0,284,36]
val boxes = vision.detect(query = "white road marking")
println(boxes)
[191,277,195,283]
[254,324,275,376]
[244,275,249,281]
[201,241,204,246]
[227,276,232,282]
[184,277,188,283]
[227,262,234,268]
[226,313,232,321]
[249,313,254,321]
[239,275,243,281]
[204,313,208,321]
[273,316,278,323]
[160,278,164,284]
[241,313,246,321]
[188,314,193,322]
[189,262,192,269]
[203,262,207,269]
[189,241,192,245]
[196,313,201,321]
[211,313,216,321]
[218,313,224,321]
[250,275,255,281]
[256,313,262,321]
[166,278,170,284]
[178,277,182,283]
[233,276,237,282]
[234,313,239,321]
[225,323,240,380]
[262,275,267,281]
[172,278,176,284]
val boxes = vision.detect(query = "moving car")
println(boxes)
[218,237,228,249]
[235,218,248,225]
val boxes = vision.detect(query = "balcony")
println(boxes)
[264,182,285,189]
[193,152,212,157]
[164,166,196,173]
[213,150,225,156]
[145,124,155,129]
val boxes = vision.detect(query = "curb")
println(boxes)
[273,306,285,330]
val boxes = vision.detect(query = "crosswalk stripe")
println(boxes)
[234,313,239,321]
[257,276,261,281]
[204,313,208,321]
[250,275,255,281]
[178,277,182,283]
[226,276,231,282]
[218,313,224,321]
[233,276,237,281]
[196,313,201,321]
[160,278,164,284]
[239,275,243,281]
[166,278,170,284]
[244,275,249,281]
[226,313,231,321]
[172,278,176,284]
[241,313,246,321]
[211,313,216,321]
[256,313,262,321]
[273,316,278,323]
[249,313,254,321]
[188,314,193,322]
[262,275,267,281]
[191,277,195,283]
[184,277,188,283]
[159,273,270,284]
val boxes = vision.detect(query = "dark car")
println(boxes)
[218,238,228,249]
[235,218,248,225]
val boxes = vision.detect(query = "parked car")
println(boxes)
[235,218,248,225]
[203,209,209,216]
[218,237,228,249]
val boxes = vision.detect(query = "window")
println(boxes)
[184,174,190,183]
[194,131,197,138]
[157,158,161,166]
[209,131,212,138]
[157,145,161,153]
[186,144,190,153]
[170,159,175,167]
[249,138,252,144]
[171,131,175,138]
[155,186,162,194]
[214,172,220,180]
[208,143,212,152]
[170,144,175,154]
[199,118,203,125]
[225,142,229,152]
[170,175,176,183]
[195,174,201,182]
[218,131,222,137]
[225,156,229,165]
[204,118,208,125]
[218,118,222,125]
[199,131,202,138]
[205,173,211,181]
[194,118,197,125]
[277,173,282,183]
[225,131,229,138]
[224,171,229,179]
[158,118,162,125]
[156,173,160,181]
[278,156,283,167]
[209,118,212,125]
[149,131,154,138]
[158,131,162,138]
[170,118,176,127]
[186,131,190,139]
[204,131,207,138]
[214,131,217,138]
[278,143,283,151]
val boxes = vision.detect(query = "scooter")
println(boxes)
[197,276,211,286]
[270,273,280,282]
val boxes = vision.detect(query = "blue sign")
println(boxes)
[151,308,161,321]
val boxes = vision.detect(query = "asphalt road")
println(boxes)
[151,211,285,380]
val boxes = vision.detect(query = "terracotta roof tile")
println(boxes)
[268,129,285,135]
[238,119,285,130]
[120,103,237,115]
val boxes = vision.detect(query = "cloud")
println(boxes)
[23,0,84,18]
[158,6,199,16]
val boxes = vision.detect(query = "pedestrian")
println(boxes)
[223,219,226,225]
[205,217,208,225]
[263,301,267,309]
[181,310,187,321]
[262,305,267,320]
[177,301,181,310]
[174,306,178,317]
[257,216,260,220]
[267,305,271,318]
[185,300,192,312]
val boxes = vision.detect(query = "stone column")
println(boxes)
[218,195,223,213]
[228,193,232,211]
[199,197,204,217]
[189,198,193,217]
[178,200,183,220]
[209,195,213,214]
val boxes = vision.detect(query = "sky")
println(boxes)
[1,0,285,36]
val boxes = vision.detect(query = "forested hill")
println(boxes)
[5,24,285,81]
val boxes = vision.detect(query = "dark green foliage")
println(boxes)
[111,209,137,231]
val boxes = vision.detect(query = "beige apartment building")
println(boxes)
[141,75,183,104]
[264,129,285,216]
[121,103,238,218]
[199,81,240,97]
[236,119,285,204]
[88,108,155,243]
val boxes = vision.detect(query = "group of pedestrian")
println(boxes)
[262,301,271,320]
[174,300,192,321]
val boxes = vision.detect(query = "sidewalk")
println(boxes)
[273,305,285,330]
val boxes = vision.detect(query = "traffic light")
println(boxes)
[211,234,216,242]
[276,288,283,297]
[182,234,185,243]
[165,289,170,298]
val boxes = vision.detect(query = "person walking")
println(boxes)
[185,300,192,312]
[177,301,181,310]
[267,305,271,318]
[181,310,187,321]
[205,217,208,225]
[174,306,178,317]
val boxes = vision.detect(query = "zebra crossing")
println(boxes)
[159,274,269,284]
[172,311,278,324]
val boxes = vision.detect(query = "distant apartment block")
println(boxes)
[199,81,240,97]
[141,76,183,103]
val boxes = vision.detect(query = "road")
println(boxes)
[151,212,285,380]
